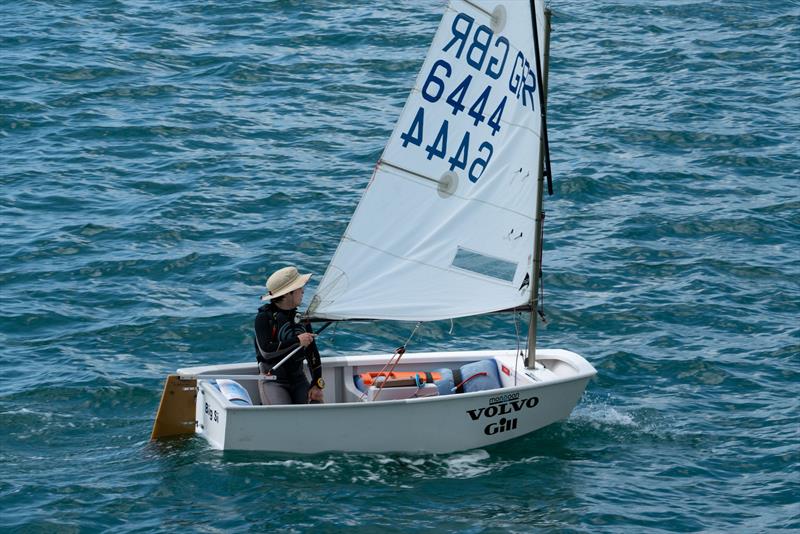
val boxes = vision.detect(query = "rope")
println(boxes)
[372,322,421,401]
[412,373,424,397]
[451,372,487,393]
[537,213,548,324]
[403,322,421,347]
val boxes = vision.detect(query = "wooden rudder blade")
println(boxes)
[151,375,197,440]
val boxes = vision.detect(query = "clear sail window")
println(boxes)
[451,247,517,282]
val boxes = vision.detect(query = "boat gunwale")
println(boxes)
[192,349,596,411]
[179,348,594,375]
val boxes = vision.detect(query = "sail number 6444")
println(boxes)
[399,58,508,183]
[400,106,494,184]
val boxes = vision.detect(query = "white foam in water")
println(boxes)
[214,459,336,472]
[588,406,636,428]
[443,449,492,479]
[572,394,638,430]
[397,457,427,468]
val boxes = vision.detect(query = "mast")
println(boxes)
[526,5,552,369]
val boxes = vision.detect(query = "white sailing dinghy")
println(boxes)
[152,0,596,454]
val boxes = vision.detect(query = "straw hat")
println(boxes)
[261,266,311,301]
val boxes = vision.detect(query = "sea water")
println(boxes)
[1,0,798,531]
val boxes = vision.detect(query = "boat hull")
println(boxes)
[180,349,595,454]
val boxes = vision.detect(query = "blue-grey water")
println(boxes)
[2,0,798,532]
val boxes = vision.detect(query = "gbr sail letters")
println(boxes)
[391,8,539,184]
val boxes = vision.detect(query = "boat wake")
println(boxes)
[204,447,510,487]
[573,398,637,429]
[565,391,681,448]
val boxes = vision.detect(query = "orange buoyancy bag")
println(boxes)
[359,371,442,387]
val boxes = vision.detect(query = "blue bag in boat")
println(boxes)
[433,368,455,396]
[353,374,367,393]
[458,359,502,393]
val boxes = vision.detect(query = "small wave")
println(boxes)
[567,393,666,444]
[442,449,492,479]
[577,403,637,428]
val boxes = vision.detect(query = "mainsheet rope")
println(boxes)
[371,322,422,401]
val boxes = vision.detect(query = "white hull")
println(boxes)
[178,349,595,454]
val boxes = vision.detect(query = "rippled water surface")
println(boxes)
[2,0,798,532]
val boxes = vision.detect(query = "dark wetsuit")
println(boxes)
[254,302,322,404]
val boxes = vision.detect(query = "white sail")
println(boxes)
[310,0,548,321]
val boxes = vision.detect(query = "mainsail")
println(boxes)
[310,0,548,321]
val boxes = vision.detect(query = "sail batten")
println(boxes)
[310,0,547,322]
[379,160,441,186]
[461,1,493,17]
[374,161,538,220]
